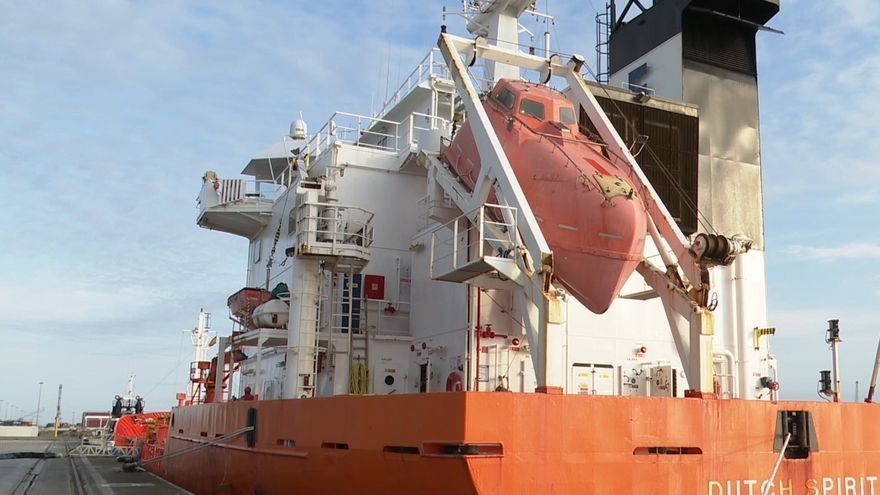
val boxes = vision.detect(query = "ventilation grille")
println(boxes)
[580,98,699,235]
[682,10,757,75]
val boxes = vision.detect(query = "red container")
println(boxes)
[364,275,385,300]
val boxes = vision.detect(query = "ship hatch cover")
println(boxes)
[593,173,634,201]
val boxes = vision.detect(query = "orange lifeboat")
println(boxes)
[442,80,647,313]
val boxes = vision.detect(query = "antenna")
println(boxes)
[126,374,136,401]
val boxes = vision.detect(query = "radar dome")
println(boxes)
[289,119,308,140]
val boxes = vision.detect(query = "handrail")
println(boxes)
[430,203,518,277]
[304,110,450,162]
[373,49,451,119]
[199,178,283,209]
[295,201,375,254]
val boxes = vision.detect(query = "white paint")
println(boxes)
[0,425,38,437]
[609,34,683,101]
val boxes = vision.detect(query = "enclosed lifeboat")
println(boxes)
[442,80,647,313]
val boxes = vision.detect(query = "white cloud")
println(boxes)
[784,242,880,261]
[835,190,879,205]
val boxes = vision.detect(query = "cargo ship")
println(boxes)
[133,1,880,493]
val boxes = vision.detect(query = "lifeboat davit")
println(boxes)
[442,80,647,313]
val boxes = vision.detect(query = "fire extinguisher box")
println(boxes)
[364,275,385,300]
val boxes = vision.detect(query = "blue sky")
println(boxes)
[0,0,877,422]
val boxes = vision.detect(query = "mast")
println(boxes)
[53,385,62,438]
[827,320,842,403]
[126,374,136,402]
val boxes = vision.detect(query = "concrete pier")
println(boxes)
[0,437,187,494]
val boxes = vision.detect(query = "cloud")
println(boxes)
[835,191,879,205]
[769,307,878,339]
[784,242,880,261]
[0,0,445,417]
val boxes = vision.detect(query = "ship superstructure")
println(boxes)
[151,1,879,494]
[193,0,771,403]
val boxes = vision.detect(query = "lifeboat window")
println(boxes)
[494,87,515,110]
[559,107,576,125]
[519,99,545,120]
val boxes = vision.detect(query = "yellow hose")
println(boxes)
[349,363,369,395]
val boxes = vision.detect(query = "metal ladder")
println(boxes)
[595,2,612,84]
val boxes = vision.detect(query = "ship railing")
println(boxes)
[198,179,283,209]
[430,203,519,280]
[619,81,656,96]
[294,201,375,260]
[307,112,402,157]
[306,110,451,162]
[373,48,451,120]
[327,299,411,336]
[402,112,451,148]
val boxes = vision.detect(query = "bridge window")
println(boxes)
[520,99,545,120]
[559,107,576,125]
[494,87,515,110]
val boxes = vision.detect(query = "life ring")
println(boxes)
[446,371,463,392]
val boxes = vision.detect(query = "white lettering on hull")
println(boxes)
[709,477,877,495]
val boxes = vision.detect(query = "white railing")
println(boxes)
[307,112,402,157]
[305,110,450,160]
[198,179,283,210]
[620,81,656,96]
[401,111,450,148]
[295,201,375,258]
[374,49,451,120]
[296,51,453,164]
[430,203,519,278]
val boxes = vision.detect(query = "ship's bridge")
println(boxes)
[196,173,284,239]
[304,49,456,175]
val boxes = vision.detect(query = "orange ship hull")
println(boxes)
[153,394,879,494]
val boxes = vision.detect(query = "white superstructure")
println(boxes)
[194,1,778,403]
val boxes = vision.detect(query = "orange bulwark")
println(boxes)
[113,412,170,467]
[153,394,880,494]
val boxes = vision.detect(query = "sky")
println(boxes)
[0,0,878,423]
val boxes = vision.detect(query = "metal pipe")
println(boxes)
[36,381,43,429]
[475,289,482,391]
[827,320,842,402]
[713,349,739,398]
[832,340,841,403]
[761,432,792,495]
[733,259,747,399]
[866,337,880,403]
[363,291,370,394]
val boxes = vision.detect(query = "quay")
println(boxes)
[0,437,187,495]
